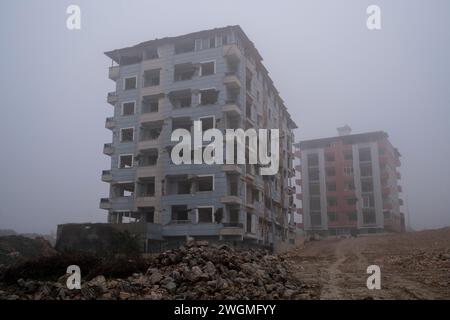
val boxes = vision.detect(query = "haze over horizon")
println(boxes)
[1,0,449,234]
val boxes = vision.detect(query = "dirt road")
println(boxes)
[287,228,450,299]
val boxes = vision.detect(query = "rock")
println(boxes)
[89,275,107,293]
[189,266,203,281]
[163,281,177,292]
[204,261,216,275]
[81,287,96,300]
[283,289,296,298]
[119,291,131,300]
[149,272,163,284]
[145,267,158,276]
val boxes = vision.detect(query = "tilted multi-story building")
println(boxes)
[297,126,405,236]
[100,26,299,252]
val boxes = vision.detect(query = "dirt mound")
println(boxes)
[0,236,57,266]
[0,241,310,300]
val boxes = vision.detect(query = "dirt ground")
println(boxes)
[287,228,450,299]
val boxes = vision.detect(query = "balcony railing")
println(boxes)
[107,92,118,105]
[103,143,114,155]
[223,72,241,88]
[99,198,111,209]
[171,220,191,224]
[222,222,243,228]
[105,117,115,130]
[108,65,120,80]
[101,170,113,182]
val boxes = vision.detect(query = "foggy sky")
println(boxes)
[1,0,449,234]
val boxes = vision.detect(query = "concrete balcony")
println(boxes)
[163,223,222,237]
[101,170,113,182]
[99,198,111,210]
[110,196,134,211]
[222,164,242,174]
[223,72,241,89]
[140,112,165,123]
[135,196,157,208]
[223,44,241,62]
[105,117,115,130]
[220,195,242,205]
[107,92,118,105]
[109,65,120,81]
[136,166,159,178]
[222,101,241,116]
[220,223,244,237]
[103,143,114,156]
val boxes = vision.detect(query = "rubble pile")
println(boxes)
[385,248,450,273]
[0,241,310,300]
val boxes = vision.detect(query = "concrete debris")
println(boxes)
[0,241,311,300]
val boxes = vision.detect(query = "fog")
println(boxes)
[0,0,449,234]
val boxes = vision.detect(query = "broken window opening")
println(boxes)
[199,116,214,131]
[119,154,133,169]
[138,207,155,223]
[144,47,159,60]
[171,205,190,223]
[122,102,135,116]
[200,89,218,105]
[140,121,163,141]
[112,183,134,197]
[197,207,213,223]
[138,149,158,166]
[174,63,196,81]
[120,54,142,66]
[137,177,155,197]
[120,128,134,142]
[200,61,215,76]
[197,175,214,192]
[174,39,195,54]
[143,69,160,87]
[166,175,192,195]
[169,90,192,109]
[172,117,192,131]
[142,95,160,113]
[124,76,137,90]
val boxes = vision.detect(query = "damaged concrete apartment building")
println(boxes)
[296,126,405,237]
[96,26,299,252]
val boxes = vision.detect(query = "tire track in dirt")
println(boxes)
[289,232,450,299]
